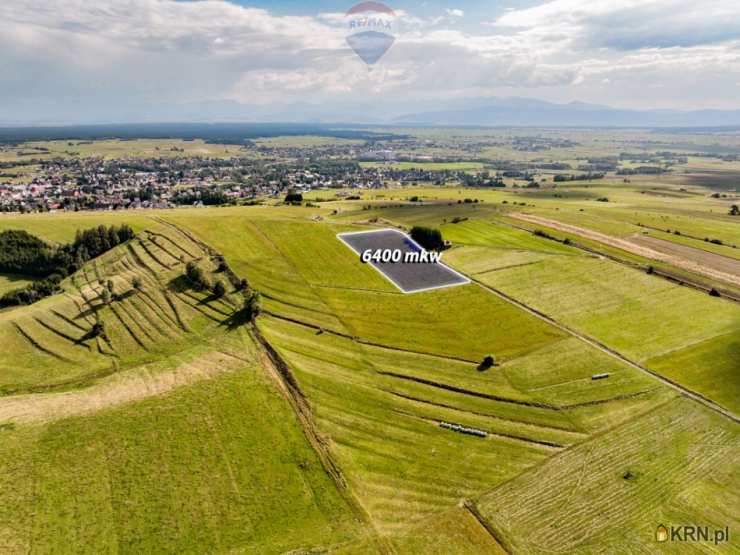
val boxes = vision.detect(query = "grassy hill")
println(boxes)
[0,199,737,553]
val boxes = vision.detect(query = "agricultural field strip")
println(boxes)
[497,215,740,303]
[631,234,740,276]
[474,397,739,553]
[0,351,245,423]
[459,272,739,424]
[511,213,740,287]
[337,228,470,294]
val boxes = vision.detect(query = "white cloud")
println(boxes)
[0,0,739,122]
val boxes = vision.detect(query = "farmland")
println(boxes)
[0,126,738,553]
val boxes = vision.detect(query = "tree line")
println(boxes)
[0,224,135,307]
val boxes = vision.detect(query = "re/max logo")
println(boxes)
[349,17,392,30]
[656,524,730,545]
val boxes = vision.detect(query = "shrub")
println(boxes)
[213,280,226,298]
[91,321,106,338]
[410,226,445,251]
[185,261,208,290]
[478,355,495,371]
[729,204,739,216]
[285,192,303,203]
[242,290,262,320]
[131,276,143,291]
[100,288,111,305]
[709,288,721,297]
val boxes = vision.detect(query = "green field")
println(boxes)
[0,274,33,296]
[0,363,365,553]
[477,398,740,553]
[359,161,485,171]
[0,143,738,553]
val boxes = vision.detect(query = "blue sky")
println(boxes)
[225,0,539,21]
[2,0,740,124]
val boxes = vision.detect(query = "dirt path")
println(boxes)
[0,351,244,423]
[511,213,740,287]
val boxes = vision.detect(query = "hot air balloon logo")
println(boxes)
[656,524,669,543]
[346,2,396,65]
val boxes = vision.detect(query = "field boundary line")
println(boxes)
[502,215,740,303]
[393,408,566,449]
[381,388,586,434]
[378,370,560,410]
[462,274,739,424]
[461,499,514,554]
[263,310,480,364]
[251,324,394,554]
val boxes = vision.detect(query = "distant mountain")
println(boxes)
[395,97,740,128]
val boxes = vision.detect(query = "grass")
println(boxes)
[647,331,740,414]
[0,190,736,553]
[0,367,365,554]
[0,211,153,244]
[359,161,485,171]
[476,398,740,554]
[168,205,687,545]
[0,273,33,296]
[474,255,738,360]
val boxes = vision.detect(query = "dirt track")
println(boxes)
[511,213,740,287]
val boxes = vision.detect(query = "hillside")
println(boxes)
[0,195,737,553]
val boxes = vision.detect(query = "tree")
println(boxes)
[91,320,105,338]
[243,290,262,320]
[285,192,303,203]
[410,226,445,251]
[106,279,115,294]
[185,261,208,290]
[100,288,111,305]
[477,355,495,372]
[730,204,740,216]
[213,280,226,298]
[132,276,143,291]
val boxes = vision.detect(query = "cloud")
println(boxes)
[495,0,740,50]
[0,0,739,122]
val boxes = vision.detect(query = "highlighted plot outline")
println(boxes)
[337,228,470,294]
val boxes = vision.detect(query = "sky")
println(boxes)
[2,0,740,124]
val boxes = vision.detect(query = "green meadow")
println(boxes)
[0,172,736,553]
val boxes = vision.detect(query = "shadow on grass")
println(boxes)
[220,309,252,332]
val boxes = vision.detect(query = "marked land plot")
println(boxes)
[337,229,470,293]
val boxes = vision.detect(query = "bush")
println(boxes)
[0,277,62,308]
[729,204,739,216]
[100,288,111,305]
[478,355,495,371]
[410,226,445,251]
[213,280,226,298]
[242,290,262,320]
[285,192,303,203]
[131,276,143,290]
[709,288,721,297]
[185,261,208,290]
[91,321,106,338]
